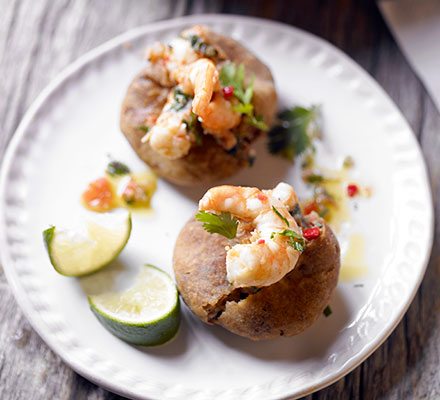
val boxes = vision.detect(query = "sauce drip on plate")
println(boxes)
[82,161,156,213]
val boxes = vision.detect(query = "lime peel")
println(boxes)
[43,210,132,277]
[89,265,180,346]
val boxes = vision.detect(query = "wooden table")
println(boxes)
[1,0,439,398]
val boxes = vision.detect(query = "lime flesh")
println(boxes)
[43,210,131,276]
[89,265,180,346]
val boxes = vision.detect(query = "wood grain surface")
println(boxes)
[0,0,439,399]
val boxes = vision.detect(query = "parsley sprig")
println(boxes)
[195,210,239,239]
[268,105,322,162]
[219,63,268,131]
[271,229,305,252]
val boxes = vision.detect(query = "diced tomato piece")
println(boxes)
[257,193,268,201]
[257,239,265,245]
[303,227,320,240]
[303,201,318,215]
[347,184,359,197]
[82,177,113,212]
[122,179,149,205]
[222,86,234,99]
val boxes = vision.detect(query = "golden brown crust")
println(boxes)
[120,26,277,186]
[173,214,340,340]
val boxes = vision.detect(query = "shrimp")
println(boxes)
[198,94,241,136]
[199,182,302,288]
[175,59,241,138]
[144,40,242,158]
[143,92,192,159]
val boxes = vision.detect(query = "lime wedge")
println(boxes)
[89,265,180,346]
[43,210,132,277]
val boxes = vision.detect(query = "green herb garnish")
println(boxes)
[268,105,322,162]
[184,112,203,145]
[219,63,268,130]
[220,63,251,104]
[195,210,239,239]
[272,206,289,227]
[303,172,324,184]
[250,286,261,293]
[106,161,130,176]
[189,35,217,58]
[232,103,268,130]
[323,305,332,317]
[271,229,305,252]
[138,126,149,133]
[171,87,192,111]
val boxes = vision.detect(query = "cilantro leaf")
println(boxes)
[184,112,203,145]
[232,102,253,115]
[170,87,192,111]
[138,125,149,132]
[271,229,305,251]
[268,105,322,162]
[220,63,267,130]
[106,161,130,176]
[189,35,217,58]
[272,206,289,227]
[219,63,237,88]
[248,114,268,130]
[323,305,332,317]
[220,63,253,105]
[242,74,254,105]
[232,103,268,131]
[195,210,239,239]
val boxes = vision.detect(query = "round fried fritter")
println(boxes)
[120,26,277,186]
[173,214,340,340]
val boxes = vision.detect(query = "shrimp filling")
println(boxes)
[141,26,248,160]
[199,182,303,288]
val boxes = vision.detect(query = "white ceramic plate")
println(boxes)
[0,14,433,400]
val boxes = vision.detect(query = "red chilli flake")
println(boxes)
[222,86,234,99]
[257,239,265,245]
[303,227,320,240]
[257,193,268,201]
[347,184,359,197]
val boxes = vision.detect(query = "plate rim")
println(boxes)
[0,13,434,400]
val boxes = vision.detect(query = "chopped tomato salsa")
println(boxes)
[303,201,318,215]
[121,178,149,206]
[347,184,359,197]
[82,177,113,212]
[257,239,265,245]
[303,227,320,240]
